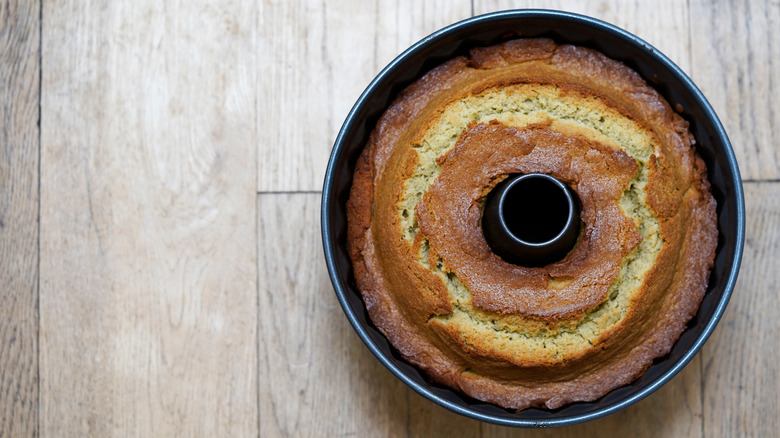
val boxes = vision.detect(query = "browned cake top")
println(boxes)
[347,38,717,410]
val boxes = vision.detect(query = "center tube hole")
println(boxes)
[502,176,571,244]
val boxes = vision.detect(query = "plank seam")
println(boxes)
[37,0,43,436]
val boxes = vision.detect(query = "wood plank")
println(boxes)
[39,2,257,436]
[258,193,482,437]
[689,0,780,180]
[702,182,780,438]
[473,0,692,72]
[0,1,40,437]
[257,0,472,192]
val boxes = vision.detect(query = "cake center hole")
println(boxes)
[502,176,570,244]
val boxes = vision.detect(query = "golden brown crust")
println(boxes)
[417,121,640,318]
[346,38,717,410]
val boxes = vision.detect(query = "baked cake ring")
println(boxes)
[347,38,717,410]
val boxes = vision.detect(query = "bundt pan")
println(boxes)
[321,9,744,427]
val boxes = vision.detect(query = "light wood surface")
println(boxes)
[39,1,257,436]
[1,0,778,436]
[0,1,39,436]
[258,0,473,192]
[689,0,780,181]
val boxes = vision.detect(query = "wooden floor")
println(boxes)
[1,0,778,436]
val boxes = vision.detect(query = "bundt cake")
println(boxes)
[346,38,717,410]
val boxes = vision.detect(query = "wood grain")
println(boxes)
[39,1,257,436]
[689,0,780,181]
[0,1,39,437]
[702,183,780,438]
[257,0,471,192]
